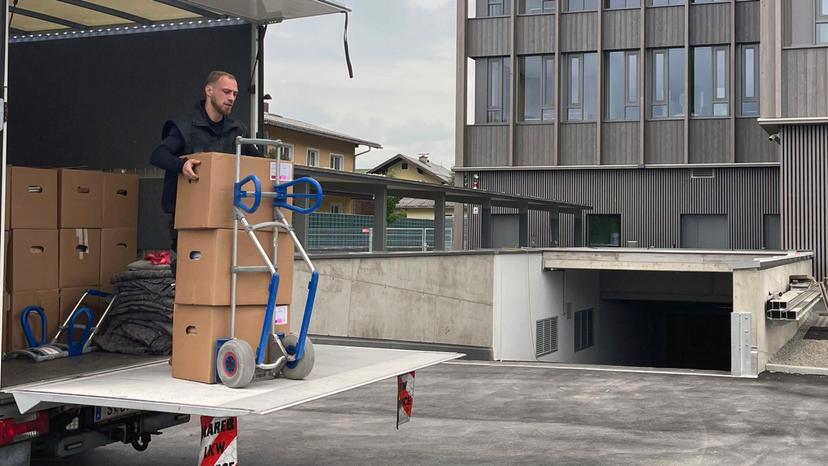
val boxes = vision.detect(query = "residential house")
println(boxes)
[368,154,454,220]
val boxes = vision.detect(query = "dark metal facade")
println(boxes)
[780,124,828,279]
[465,167,780,250]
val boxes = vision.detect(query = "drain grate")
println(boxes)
[804,327,828,340]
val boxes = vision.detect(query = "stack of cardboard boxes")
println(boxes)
[3,167,138,352]
[171,153,294,383]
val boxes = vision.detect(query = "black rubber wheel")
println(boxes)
[281,334,315,380]
[217,339,256,388]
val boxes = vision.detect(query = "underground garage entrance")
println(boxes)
[492,249,817,377]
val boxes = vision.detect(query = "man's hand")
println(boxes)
[182,158,201,180]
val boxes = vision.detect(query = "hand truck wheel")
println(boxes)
[281,334,315,380]
[217,339,256,388]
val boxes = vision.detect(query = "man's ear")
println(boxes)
[204,84,212,96]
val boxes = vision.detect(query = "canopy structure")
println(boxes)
[9,0,348,39]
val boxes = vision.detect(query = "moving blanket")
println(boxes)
[95,267,175,355]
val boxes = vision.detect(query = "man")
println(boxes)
[151,71,260,275]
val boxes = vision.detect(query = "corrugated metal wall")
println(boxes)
[780,125,828,279]
[465,167,779,250]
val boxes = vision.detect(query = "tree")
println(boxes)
[387,196,407,225]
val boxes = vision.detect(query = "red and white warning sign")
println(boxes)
[199,416,238,466]
[396,371,415,429]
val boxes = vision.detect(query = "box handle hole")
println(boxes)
[189,251,202,260]
[26,185,43,193]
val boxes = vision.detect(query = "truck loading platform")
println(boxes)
[2,346,460,417]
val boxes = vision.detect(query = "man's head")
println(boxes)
[204,71,238,117]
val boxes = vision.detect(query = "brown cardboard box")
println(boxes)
[10,166,58,229]
[174,153,292,229]
[59,169,103,228]
[175,229,293,306]
[102,173,139,228]
[171,304,267,383]
[4,169,10,230]
[100,228,137,286]
[60,286,105,331]
[9,229,59,291]
[8,290,60,351]
[59,228,101,288]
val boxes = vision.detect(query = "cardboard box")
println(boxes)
[10,166,58,229]
[174,153,292,229]
[175,229,293,306]
[4,170,10,230]
[171,304,267,384]
[100,228,137,286]
[59,169,103,228]
[59,228,101,288]
[8,290,60,351]
[8,229,59,291]
[102,173,139,228]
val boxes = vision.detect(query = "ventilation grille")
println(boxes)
[536,317,558,357]
[691,168,715,179]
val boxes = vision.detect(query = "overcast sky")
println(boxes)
[263,0,456,170]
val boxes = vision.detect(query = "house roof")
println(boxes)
[368,154,453,184]
[264,113,382,150]
[396,198,457,209]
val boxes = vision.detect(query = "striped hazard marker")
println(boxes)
[199,416,238,466]
[396,371,415,429]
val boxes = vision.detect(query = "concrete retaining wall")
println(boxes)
[291,253,495,348]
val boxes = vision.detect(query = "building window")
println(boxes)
[487,0,512,16]
[739,44,759,117]
[487,57,511,123]
[651,48,685,118]
[330,154,344,171]
[649,0,684,5]
[417,168,424,174]
[330,203,343,214]
[574,308,594,352]
[763,214,781,250]
[564,0,598,11]
[818,0,828,44]
[277,144,294,161]
[307,148,319,167]
[605,0,639,8]
[401,162,409,170]
[691,0,727,3]
[692,46,729,117]
[519,0,556,14]
[588,214,621,247]
[519,55,555,122]
[564,52,598,121]
[605,51,639,121]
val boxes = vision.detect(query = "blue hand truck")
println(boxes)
[5,289,116,362]
[214,136,323,388]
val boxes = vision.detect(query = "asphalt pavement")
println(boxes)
[35,361,828,465]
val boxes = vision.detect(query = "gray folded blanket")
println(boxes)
[95,268,175,356]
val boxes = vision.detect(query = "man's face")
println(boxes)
[205,76,238,116]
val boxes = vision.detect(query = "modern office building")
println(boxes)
[454,0,828,276]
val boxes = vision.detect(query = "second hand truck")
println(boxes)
[215,136,324,389]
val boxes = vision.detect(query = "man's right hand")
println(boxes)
[182,158,201,180]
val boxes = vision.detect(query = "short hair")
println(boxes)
[205,70,236,86]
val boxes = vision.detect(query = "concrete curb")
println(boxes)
[766,363,828,376]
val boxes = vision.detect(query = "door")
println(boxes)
[680,215,729,249]
[492,214,519,248]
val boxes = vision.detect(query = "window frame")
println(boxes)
[487,57,511,123]
[691,45,729,118]
[565,52,597,121]
[605,50,640,121]
[574,308,594,352]
[738,44,759,117]
[518,0,556,14]
[330,154,344,171]
[604,0,640,9]
[306,148,320,167]
[650,48,686,119]
[647,0,684,6]
[518,54,556,122]
[487,0,512,16]
[817,0,828,44]
[587,214,622,247]
[564,0,598,12]
[329,202,343,214]
[277,143,294,162]
[400,162,409,170]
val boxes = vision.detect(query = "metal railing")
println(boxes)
[308,227,453,253]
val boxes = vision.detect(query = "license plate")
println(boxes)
[94,406,136,423]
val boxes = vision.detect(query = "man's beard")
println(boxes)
[210,96,232,116]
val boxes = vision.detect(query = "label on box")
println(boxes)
[269,161,278,181]
[273,305,288,330]
[279,163,293,183]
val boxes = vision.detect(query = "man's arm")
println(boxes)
[150,125,187,173]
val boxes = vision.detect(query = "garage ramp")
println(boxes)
[6,345,461,417]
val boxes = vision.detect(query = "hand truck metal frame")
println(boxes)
[214,136,323,388]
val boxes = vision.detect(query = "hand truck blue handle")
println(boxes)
[21,306,48,348]
[234,175,262,214]
[66,306,94,356]
[274,177,324,215]
[84,288,112,298]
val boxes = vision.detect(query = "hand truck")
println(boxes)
[5,289,117,362]
[214,136,323,388]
